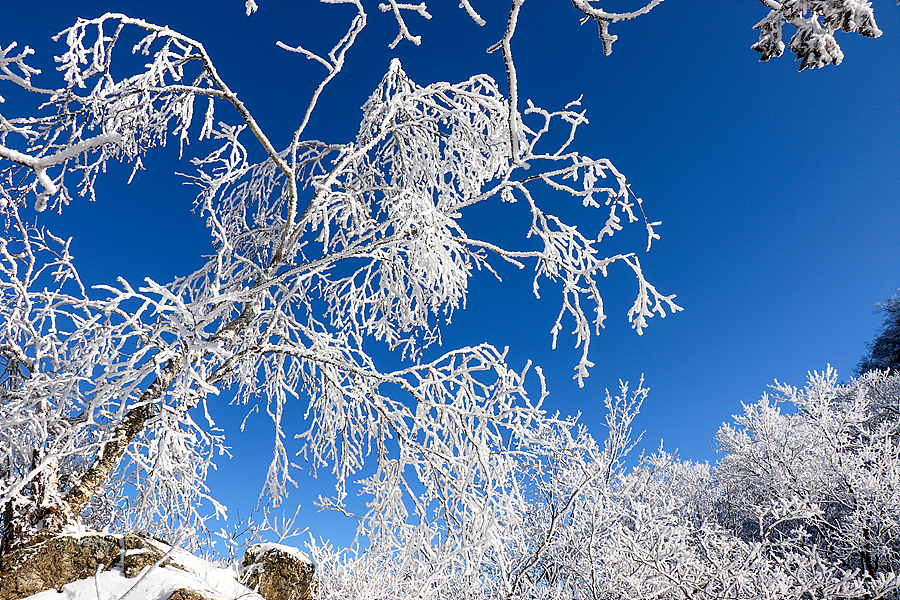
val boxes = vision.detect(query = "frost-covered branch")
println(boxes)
[0,42,56,101]
[490,0,526,168]
[378,1,432,48]
[277,0,367,145]
[570,0,668,55]
[0,12,296,214]
[459,0,487,26]
[750,0,883,70]
[0,132,122,211]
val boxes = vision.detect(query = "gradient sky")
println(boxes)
[2,1,898,549]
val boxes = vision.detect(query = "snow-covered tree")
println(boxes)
[313,371,900,599]
[0,0,893,596]
[715,368,900,582]
[858,292,900,375]
[0,0,683,555]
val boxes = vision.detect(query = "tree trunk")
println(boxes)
[1,500,15,556]
[860,526,879,579]
[62,402,153,519]
[1,450,64,554]
[4,312,247,554]
[63,354,182,523]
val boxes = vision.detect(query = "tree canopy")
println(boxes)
[1,1,898,598]
[858,293,900,375]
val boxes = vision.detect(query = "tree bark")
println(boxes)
[860,526,879,579]
[1,500,15,556]
[62,354,182,519]
[60,299,257,529]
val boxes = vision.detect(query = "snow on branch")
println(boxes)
[0,132,122,211]
[379,1,432,48]
[277,0,367,145]
[0,12,295,215]
[0,42,56,101]
[751,0,883,70]
[459,0,487,26]
[570,0,667,55]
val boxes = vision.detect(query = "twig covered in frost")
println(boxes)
[379,1,432,48]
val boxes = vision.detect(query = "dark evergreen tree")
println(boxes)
[857,292,900,375]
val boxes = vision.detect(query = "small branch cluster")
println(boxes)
[570,0,668,56]
[751,0,882,70]
[379,1,432,48]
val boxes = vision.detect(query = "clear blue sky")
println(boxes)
[2,1,898,549]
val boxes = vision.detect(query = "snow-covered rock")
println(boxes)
[166,589,209,600]
[0,532,274,600]
[0,533,120,599]
[238,543,316,600]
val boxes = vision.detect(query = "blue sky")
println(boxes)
[2,1,898,549]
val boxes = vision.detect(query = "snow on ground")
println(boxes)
[22,539,267,600]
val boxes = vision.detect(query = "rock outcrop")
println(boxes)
[0,532,182,600]
[0,533,120,600]
[166,588,210,600]
[122,533,174,577]
[0,533,316,600]
[239,543,316,600]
